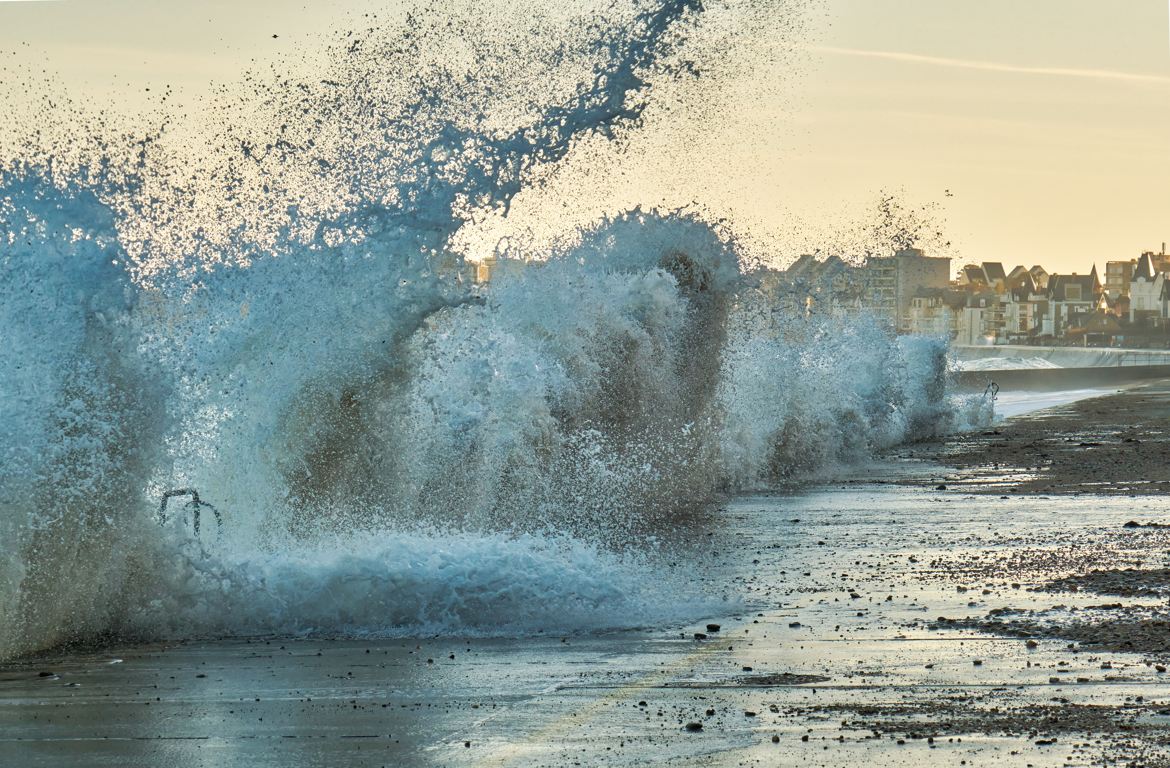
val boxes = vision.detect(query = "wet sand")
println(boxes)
[899,379,1170,692]
[910,379,1170,497]
[5,386,1170,766]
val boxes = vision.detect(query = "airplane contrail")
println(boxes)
[812,45,1170,87]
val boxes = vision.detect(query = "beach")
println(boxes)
[4,383,1170,767]
[1,0,1167,764]
[916,380,1170,497]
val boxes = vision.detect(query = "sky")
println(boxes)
[0,0,1167,275]
[790,0,1170,275]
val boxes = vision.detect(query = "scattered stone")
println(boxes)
[736,673,830,686]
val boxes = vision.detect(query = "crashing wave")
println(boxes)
[0,0,962,660]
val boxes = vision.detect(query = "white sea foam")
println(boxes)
[127,526,724,640]
[957,356,1063,371]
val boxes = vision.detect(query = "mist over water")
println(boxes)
[0,0,966,660]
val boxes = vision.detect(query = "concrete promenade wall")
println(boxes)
[954,363,1170,392]
[953,345,1170,369]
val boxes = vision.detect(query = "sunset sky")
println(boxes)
[1,0,1167,275]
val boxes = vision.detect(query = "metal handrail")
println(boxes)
[158,488,222,535]
[983,380,1000,421]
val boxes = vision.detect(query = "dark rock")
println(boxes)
[738,673,830,686]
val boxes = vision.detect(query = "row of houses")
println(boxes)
[762,244,1170,347]
[936,246,1170,345]
[759,248,952,331]
[471,241,1170,347]
[913,263,1105,345]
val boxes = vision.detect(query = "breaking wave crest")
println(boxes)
[0,0,965,660]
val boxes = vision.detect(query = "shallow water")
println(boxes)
[993,387,1121,419]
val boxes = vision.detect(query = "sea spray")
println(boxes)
[0,176,171,654]
[0,0,962,660]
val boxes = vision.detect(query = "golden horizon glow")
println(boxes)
[0,0,1167,275]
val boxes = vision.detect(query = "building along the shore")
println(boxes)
[1128,250,1170,330]
[761,248,950,329]
[765,243,1170,348]
[1105,259,1136,299]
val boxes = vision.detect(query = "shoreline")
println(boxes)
[905,379,1170,497]
[5,387,1170,765]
